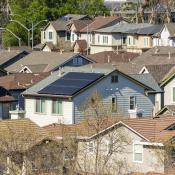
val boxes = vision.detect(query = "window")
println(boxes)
[72,33,75,42]
[66,32,71,41]
[44,31,46,39]
[144,37,149,47]
[36,98,45,113]
[172,87,175,102]
[133,37,136,45]
[111,97,117,112]
[98,35,100,43]
[128,37,131,45]
[130,96,136,110]
[52,100,62,115]
[133,143,143,162]
[73,57,83,65]
[103,36,108,44]
[123,36,126,44]
[49,32,53,40]
[111,75,118,83]
[88,142,94,153]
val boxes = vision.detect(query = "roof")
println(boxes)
[41,42,59,51]
[156,105,175,116]
[88,51,139,63]
[0,73,50,90]
[5,51,78,73]
[80,16,125,32]
[44,116,175,143]
[49,19,68,31]
[64,14,91,21]
[140,64,175,83]
[164,23,175,37]
[0,95,16,102]
[129,74,162,92]
[70,20,93,32]
[0,118,50,152]
[0,49,28,68]
[73,40,87,52]
[23,67,158,98]
[95,23,162,35]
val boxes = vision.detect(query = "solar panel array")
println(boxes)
[38,72,104,96]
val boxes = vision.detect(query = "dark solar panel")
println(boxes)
[38,72,104,96]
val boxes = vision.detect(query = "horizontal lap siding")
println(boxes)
[73,72,155,124]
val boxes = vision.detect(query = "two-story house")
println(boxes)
[153,23,175,47]
[22,67,162,126]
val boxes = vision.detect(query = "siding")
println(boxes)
[25,97,73,126]
[73,72,155,123]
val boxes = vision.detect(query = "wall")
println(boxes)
[77,125,164,174]
[25,97,73,126]
[73,71,155,124]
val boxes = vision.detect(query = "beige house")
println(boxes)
[45,116,175,175]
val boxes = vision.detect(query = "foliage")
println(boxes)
[1,0,109,47]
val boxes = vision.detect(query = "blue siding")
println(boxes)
[73,72,155,124]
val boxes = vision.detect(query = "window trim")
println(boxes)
[129,96,136,110]
[111,97,117,112]
[88,141,94,154]
[48,31,53,40]
[73,57,83,65]
[111,75,118,83]
[133,142,143,163]
[52,99,63,115]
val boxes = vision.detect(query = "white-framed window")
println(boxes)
[129,96,136,110]
[48,31,53,40]
[172,87,175,103]
[52,100,63,115]
[88,141,94,153]
[44,31,46,39]
[111,75,118,83]
[73,57,83,65]
[102,35,108,44]
[111,97,117,112]
[144,37,149,47]
[35,98,45,113]
[66,32,71,41]
[72,33,75,42]
[128,37,131,45]
[133,143,143,163]
[133,37,136,45]
[97,35,100,43]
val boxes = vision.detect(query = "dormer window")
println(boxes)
[111,75,118,83]
[73,57,83,65]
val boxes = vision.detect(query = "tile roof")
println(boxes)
[0,118,50,152]
[5,51,77,73]
[80,16,124,32]
[44,116,175,143]
[88,51,139,63]
[0,73,50,90]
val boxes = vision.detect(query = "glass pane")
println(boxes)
[52,101,56,113]
[173,88,175,102]
[134,144,142,153]
[58,101,62,114]
[134,153,142,162]
[36,99,40,112]
[41,99,45,113]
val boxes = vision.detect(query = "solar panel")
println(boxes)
[38,72,104,96]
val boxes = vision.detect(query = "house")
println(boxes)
[22,67,162,126]
[0,73,50,112]
[87,51,139,63]
[72,40,88,54]
[5,51,95,73]
[153,23,175,47]
[40,14,92,52]
[79,16,129,51]
[0,118,61,175]
[44,115,175,174]
[90,23,161,54]
[0,49,29,70]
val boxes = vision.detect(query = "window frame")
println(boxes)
[111,97,117,112]
[102,35,108,44]
[88,141,94,154]
[129,96,136,110]
[52,99,63,115]
[73,57,83,65]
[48,31,53,40]
[35,98,46,114]
[133,143,143,163]
[111,75,118,83]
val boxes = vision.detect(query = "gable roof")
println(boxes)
[70,20,93,32]
[41,42,59,51]
[140,64,175,83]
[88,51,139,63]
[44,116,175,143]
[156,105,175,116]
[73,40,87,52]
[164,23,175,37]
[80,16,125,32]
[64,14,91,21]
[0,118,50,152]
[0,73,50,90]
[5,51,80,73]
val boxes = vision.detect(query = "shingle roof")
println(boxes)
[73,40,87,52]
[0,118,50,152]
[141,64,175,83]
[41,42,59,51]
[156,105,175,116]
[44,116,175,142]
[0,73,50,90]
[88,51,139,63]
[0,95,16,102]
[49,20,68,31]
[5,51,77,73]
[71,20,93,32]
[129,74,162,92]
[80,16,124,32]
[65,14,90,21]
[164,23,175,37]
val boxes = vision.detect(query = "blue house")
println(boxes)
[22,67,162,126]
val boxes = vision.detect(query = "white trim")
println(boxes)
[19,66,32,73]
[133,142,143,163]
[139,66,149,74]
[171,86,175,104]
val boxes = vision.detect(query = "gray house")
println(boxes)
[22,67,162,126]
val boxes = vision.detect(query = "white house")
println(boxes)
[22,67,162,127]
[153,23,175,47]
